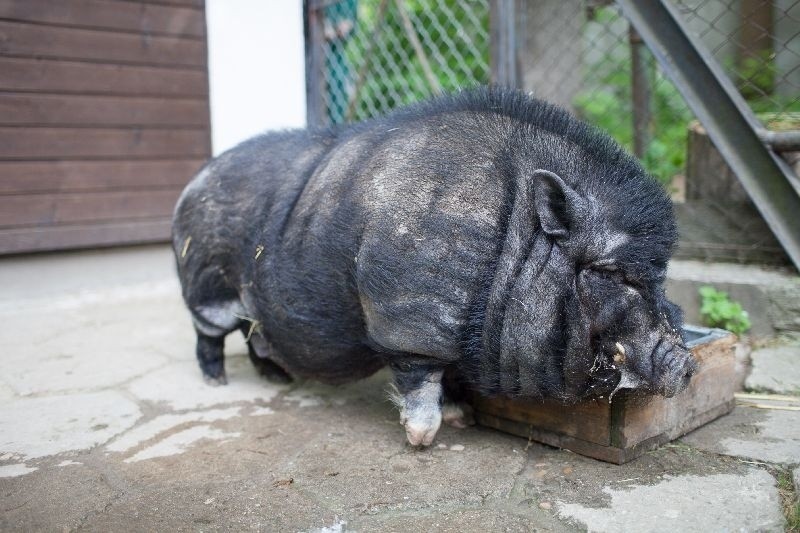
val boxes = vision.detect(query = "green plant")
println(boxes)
[734,50,776,100]
[787,502,800,533]
[573,8,692,186]
[698,286,751,335]
[338,0,489,123]
[776,470,800,532]
[574,8,799,186]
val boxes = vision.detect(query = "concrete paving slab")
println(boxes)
[0,244,175,304]
[682,405,800,465]
[0,462,121,531]
[7,368,785,532]
[126,357,285,411]
[511,436,774,518]
[745,343,800,394]
[0,463,37,478]
[666,259,800,338]
[555,470,784,532]
[124,424,242,463]
[0,391,141,460]
[105,406,243,454]
[0,283,188,396]
[347,506,572,532]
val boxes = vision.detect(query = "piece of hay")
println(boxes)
[181,236,192,258]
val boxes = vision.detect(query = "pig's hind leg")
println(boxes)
[191,300,245,386]
[240,326,293,384]
[441,368,475,429]
[195,331,227,386]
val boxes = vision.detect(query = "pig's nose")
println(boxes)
[658,348,697,398]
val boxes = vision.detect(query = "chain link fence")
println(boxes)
[310,0,489,124]
[305,0,800,186]
[676,0,800,121]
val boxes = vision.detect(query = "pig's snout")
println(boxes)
[653,341,697,398]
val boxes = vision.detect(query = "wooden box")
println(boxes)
[470,326,737,464]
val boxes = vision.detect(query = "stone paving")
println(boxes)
[0,246,797,532]
[746,342,800,394]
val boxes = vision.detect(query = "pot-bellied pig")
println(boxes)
[173,87,696,446]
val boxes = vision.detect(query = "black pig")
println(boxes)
[173,87,696,446]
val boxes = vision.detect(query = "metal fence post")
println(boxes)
[629,25,651,159]
[304,0,327,128]
[490,0,521,88]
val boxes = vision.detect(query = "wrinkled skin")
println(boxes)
[576,269,694,399]
[172,87,695,446]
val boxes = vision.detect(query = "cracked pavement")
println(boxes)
[0,245,796,532]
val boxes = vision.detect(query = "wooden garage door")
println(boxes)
[0,0,211,254]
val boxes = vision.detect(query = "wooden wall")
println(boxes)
[0,0,211,254]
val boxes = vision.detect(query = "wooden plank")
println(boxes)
[475,412,626,464]
[0,188,183,227]
[614,333,737,448]
[476,399,735,465]
[0,160,204,194]
[0,217,173,254]
[471,328,738,463]
[614,359,736,447]
[0,20,206,68]
[0,128,210,159]
[0,57,208,97]
[470,394,611,446]
[0,0,205,38]
[0,93,210,127]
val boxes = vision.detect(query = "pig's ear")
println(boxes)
[532,169,586,238]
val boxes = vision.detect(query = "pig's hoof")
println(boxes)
[253,359,293,384]
[203,373,228,386]
[442,402,475,429]
[401,411,442,446]
[262,371,293,385]
[404,421,439,446]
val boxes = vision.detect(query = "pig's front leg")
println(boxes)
[391,362,444,446]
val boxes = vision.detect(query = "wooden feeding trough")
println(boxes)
[470,326,737,464]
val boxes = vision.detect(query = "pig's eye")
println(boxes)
[589,264,643,291]
[588,262,618,273]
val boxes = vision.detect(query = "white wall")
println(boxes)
[206,0,306,155]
